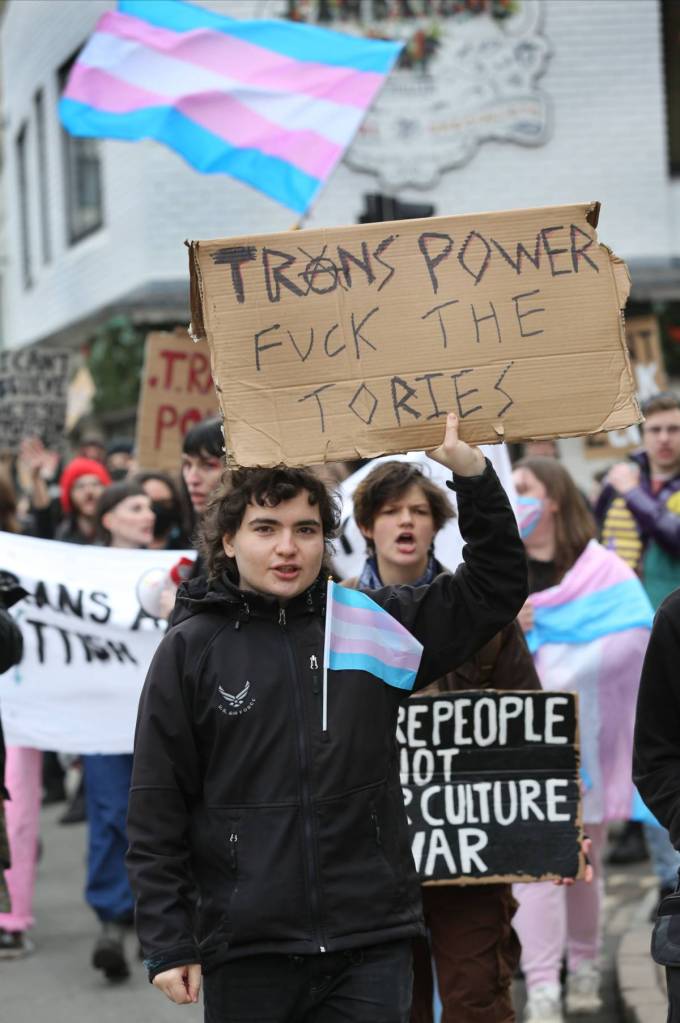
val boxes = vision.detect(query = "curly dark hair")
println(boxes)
[198,466,341,582]
[353,461,455,548]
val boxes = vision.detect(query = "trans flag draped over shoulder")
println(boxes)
[526,540,654,825]
[58,0,403,214]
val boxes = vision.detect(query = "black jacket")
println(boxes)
[633,587,680,846]
[126,462,527,979]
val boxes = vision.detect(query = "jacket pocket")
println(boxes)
[194,813,241,950]
[315,781,414,940]
[194,804,311,951]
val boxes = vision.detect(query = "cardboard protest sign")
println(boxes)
[0,347,70,451]
[398,691,583,884]
[584,314,668,459]
[0,531,194,753]
[136,330,218,472]
[188,202,639,466]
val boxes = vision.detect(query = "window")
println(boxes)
[34,89,52,263]
[663,0,680,175]
[15,123,33,289]
[358,194,435,223]
[58,56,104,244]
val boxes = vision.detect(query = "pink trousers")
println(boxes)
[0,747,43,932]
[512,822,607,989]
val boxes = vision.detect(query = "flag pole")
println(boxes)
[322,577,333,732]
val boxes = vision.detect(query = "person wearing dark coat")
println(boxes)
[126,414,528,1021]
[633,587,680,1020]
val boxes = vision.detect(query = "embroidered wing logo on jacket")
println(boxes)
[218,681,251,708]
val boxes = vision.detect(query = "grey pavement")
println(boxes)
[1,804,663,1023]
[2,803,202,1023]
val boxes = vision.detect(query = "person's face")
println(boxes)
[142,478,178,539]
[181,450,223,514]
[80,443,105,463]
[512,467,558,547]
[142,478,174,504]
[107,452,133,477]
[222,491,325,602]
[70,475,106,517]
[362,483,436,579]
[643,410,680,473]
[102,494,155,548]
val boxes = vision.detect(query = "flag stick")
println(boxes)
[322,577,333,732]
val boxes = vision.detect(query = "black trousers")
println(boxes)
[203,939,413,1023]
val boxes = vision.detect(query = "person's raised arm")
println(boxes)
[606,462,680,556]
[371,413,528,688]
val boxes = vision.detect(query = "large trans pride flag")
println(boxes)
[526,540,653,824]
[59,0,403,214]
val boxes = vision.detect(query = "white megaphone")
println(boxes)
[135,556,195,619]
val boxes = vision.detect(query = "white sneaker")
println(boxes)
[565,960,602,1014]
[525,982,564,1023]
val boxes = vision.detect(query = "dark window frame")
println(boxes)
[58,54,104,246]
[662,0,680,177]
[34,88,52,263]
[15,122,33,290]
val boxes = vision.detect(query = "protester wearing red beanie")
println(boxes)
[59,458,111,516]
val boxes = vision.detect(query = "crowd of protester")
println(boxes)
[1,394,680,1022]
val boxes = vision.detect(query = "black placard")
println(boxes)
[398,690,582,884]
[0,348,70,450]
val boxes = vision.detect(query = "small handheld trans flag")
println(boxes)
[322,579,423,730]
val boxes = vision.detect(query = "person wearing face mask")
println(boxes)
[135,472,189,550]
[82,482,155,982]
[346,460,540,1023]
[105,440,136,482]
[512,458,653,1023]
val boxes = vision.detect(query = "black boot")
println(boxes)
[58,777,86,825]
[92,922,130,981]
[607,820,648,864]
[42,752,66,805]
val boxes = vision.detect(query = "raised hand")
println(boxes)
[427,412,486,478]
[18,436,59,480]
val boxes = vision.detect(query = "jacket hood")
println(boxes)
[172,572,327,627]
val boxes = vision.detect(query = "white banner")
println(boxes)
[0,534,194,754]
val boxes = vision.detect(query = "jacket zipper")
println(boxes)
[279,606,327,953]
[228,831,238,874]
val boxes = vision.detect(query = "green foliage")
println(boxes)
[86,315,145,414]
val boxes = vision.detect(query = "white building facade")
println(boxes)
[1,0,679,475]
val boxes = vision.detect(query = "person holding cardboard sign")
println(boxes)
[345,459,540,1023]
[126,412,527,1022]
